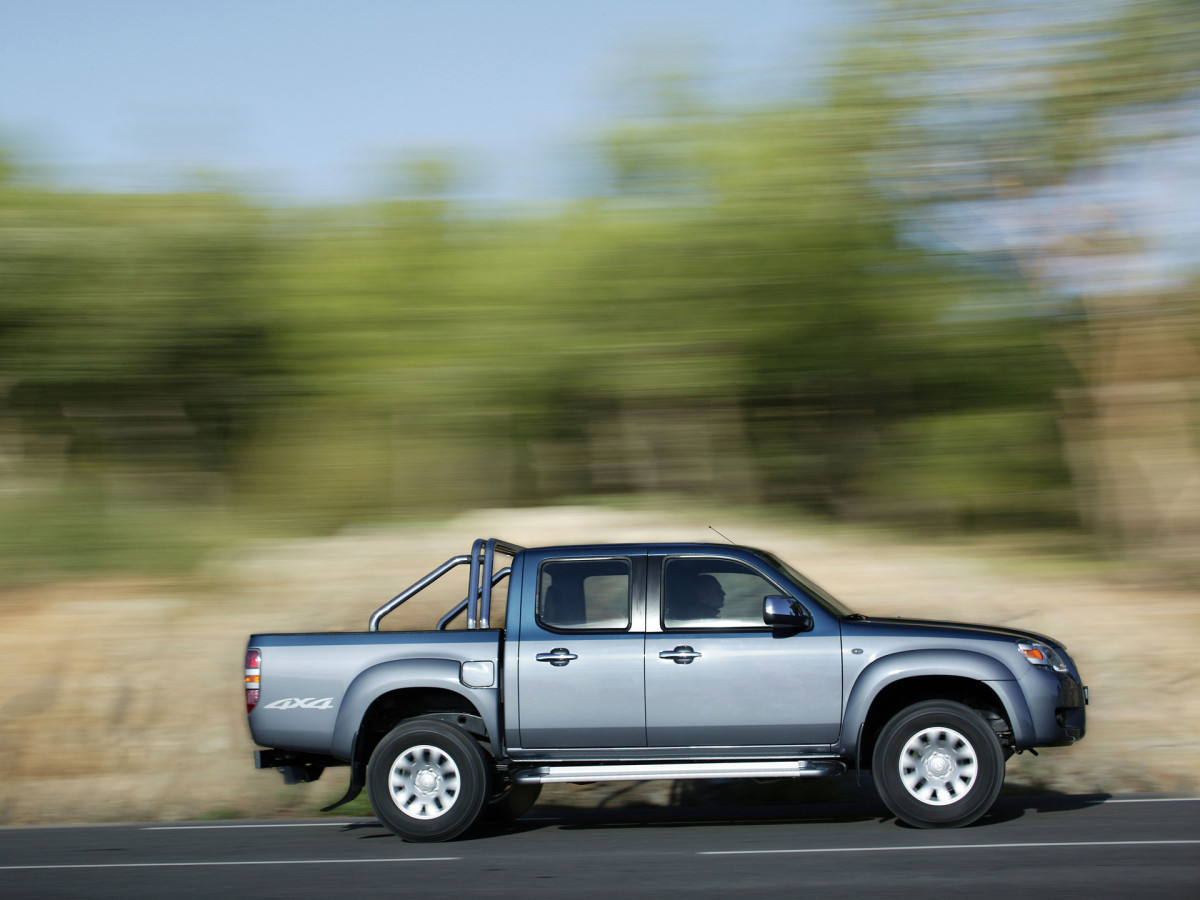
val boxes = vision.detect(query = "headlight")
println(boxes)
[1017,640,1068,673]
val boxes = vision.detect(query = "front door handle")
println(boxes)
[536,648,578,667]
[659,645,701,664]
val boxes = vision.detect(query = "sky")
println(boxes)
[2,0,849,204]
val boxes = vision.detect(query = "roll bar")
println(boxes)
[368,537,523,632]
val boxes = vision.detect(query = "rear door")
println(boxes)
[644,553,842,747]
[515,549,647,749]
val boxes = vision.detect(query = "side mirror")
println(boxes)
[764,595,813,631]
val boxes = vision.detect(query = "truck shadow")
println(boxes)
[343,782,1115,841]
[966,790,1114,827]
[466,782,1114,838]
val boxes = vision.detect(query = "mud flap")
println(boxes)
[320,760,366,812]
[321,729,365,812]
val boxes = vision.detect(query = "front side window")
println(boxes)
[662,557,781,629]
[537,558,631,631]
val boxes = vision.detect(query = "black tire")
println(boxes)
[367,719,492,842]
[484,781,542,822]
[872,700,1004,828]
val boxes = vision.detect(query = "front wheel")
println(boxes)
[367,719,491,842]
[872,700,1004,828]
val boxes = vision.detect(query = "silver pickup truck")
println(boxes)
[244,538,1087,841]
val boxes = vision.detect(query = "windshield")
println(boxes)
[755,550,856,618]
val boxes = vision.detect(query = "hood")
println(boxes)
[842,615,1061,648]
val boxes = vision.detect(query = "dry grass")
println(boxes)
[0,506,1196,825]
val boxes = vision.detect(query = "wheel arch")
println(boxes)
[332,658,501,763]
[841,650,1033,761]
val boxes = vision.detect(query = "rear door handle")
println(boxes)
[536,648,578,667]
[659,645,701,664]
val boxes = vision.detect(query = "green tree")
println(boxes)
[838,0,1200,553]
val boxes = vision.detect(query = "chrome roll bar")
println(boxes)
[368,538,523,632]
[436,567,511,631]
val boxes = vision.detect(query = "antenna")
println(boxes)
[708,525,735,544]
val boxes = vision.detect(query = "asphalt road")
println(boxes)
[1,793,1197,899]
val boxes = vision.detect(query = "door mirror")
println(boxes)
[763,595,813,631]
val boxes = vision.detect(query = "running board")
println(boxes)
[511,759,845,784]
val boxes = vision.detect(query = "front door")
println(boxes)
[644,554,842,747]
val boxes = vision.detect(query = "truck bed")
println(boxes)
[248,629,503,758]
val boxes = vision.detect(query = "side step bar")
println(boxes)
[512,759,845,784]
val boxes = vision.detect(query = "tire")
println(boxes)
[367,719,492,842]
[484,781,542,822]
[872,700,1005,828]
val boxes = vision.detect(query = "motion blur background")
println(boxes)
[0,0,1198,822]
[3,0,1198,574]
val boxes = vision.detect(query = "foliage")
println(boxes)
[1,0,1196,577]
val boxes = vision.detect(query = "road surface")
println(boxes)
[1,793,1197,898]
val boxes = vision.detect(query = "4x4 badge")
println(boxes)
[263,697,334,710]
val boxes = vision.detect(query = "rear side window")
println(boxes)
[537,558,631,631]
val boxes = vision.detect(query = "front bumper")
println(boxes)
[1022,667,1087,746]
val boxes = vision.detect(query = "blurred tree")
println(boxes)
[0,183,278,575]
[840,0,1200,553]
[0,190,272,484]
[3,0,1194,579]
[500,46,1075,526]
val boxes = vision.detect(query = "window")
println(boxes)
[662,557,781,629]
[537,558,631,631]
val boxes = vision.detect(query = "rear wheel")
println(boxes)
[872,700,1004,828]
[367,719,491,842]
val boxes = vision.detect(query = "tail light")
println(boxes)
[245,648,261,713]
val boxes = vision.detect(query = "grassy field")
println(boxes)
[0,506,1195,825]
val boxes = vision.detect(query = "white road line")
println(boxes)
[702,839,1200,856]
[0,857,457,872]
[143,823,359,830]
[1093,797,1200,804]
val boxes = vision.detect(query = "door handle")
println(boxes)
[536,648,578,667]
[659,645,701,664]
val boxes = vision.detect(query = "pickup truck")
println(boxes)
[244,537,1087,841]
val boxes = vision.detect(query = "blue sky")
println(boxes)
[3,1,848,203]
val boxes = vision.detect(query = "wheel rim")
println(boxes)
[898,725,978,806]
[387,744,461,820]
